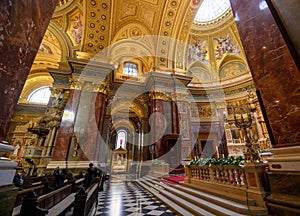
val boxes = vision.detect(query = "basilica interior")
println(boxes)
[0,0,300,215]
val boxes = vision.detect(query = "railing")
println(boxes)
[185,163,269,208]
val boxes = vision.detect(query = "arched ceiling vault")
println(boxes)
[26,0,255,100]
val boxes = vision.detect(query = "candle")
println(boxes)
[231,106,235,117]
[238,105,243,118]
[246,104,251,116]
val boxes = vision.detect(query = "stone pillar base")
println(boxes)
[266,146,300,214]
[0,184,18,216]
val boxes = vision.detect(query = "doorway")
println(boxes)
[200,140,215,158]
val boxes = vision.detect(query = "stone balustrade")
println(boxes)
[185,163,269,208]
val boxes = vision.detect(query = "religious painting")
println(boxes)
[178,103,187,114]
[219,62,247,80]
[69,12,83,45]
[182,146,192,160]
[225,129,233,142]
[181,120,190,140]
[116,130,127,149]
[213,33,240,60]
[190,68,210,83]
[187,37,209,64]
[190,103,199,119]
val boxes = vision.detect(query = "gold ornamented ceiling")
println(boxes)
[26,0,254,100]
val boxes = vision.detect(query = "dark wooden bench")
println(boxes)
[14,184,45,207]
[73,173,105,216]
[13,176,85,216]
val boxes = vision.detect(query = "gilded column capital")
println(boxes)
[69,78,84,90]
[97,82,110,94]
[149,91,165,100]
[215,101,226,109]
[50,87,64,98]
[82,81,110,94]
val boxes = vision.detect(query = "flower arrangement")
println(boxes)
[189,156,244,167]
[152,160,166,166]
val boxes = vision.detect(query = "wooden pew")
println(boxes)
[14,184,45,207]
[13,176,85,216]
[73,173,105,216]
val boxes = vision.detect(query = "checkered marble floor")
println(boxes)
[95,180,176,216]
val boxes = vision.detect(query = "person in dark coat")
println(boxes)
[85,163,96,188]
[13,170,25,188]
[54,167,66,189]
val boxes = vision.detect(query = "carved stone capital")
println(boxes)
[149,91,165,100]
[69,78,84,90]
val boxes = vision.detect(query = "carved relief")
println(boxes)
[219,62,247,80]
[129,27,142,38]
[38,42,53,54]
[190,68,210,83]
[121,2,137,18]
[140,8,155,28]
[51,16,64,28]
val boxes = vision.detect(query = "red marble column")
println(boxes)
[52,89,81,161]
[0,0,57,141]
[217,108,228,157]
[171,100,180,134]
[81,91,107,161]
[230,0,300,147]
[95,92,107,161]
[151,97,165,158]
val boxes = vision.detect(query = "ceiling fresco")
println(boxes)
[25,0,254,99]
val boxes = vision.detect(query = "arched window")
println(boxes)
[27,86,51,104]
[194,0,230,22]
[123,62,138,76]
[116,130,127,150]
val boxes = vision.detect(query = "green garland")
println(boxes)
[189,156,244,167]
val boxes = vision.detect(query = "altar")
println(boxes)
[111,147,128,174]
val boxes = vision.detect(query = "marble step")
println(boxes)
[146,176,268,215]
[137,180,193,216]
[141,177,245,216]
[138,178,216,216]
[174,183,268,215]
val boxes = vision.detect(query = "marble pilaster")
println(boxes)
[80,89,107,161]
[171,100,180,134]
[0,0,57,141]
[52,89,82,161]
[230,0,300,147]
[230,1,300,213]
[151,97,165,158]
[216,107,228,157]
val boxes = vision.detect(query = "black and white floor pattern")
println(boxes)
[95,180,176,216]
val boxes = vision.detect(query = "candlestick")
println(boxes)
[231,106,235,118]
[238,105,243,119]
[233,107,261,163]
[246,104,250,116]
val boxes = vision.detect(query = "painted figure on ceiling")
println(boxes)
[188,39,209,64]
